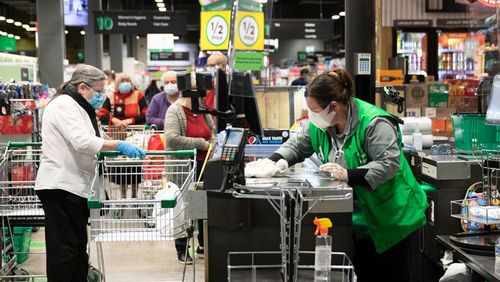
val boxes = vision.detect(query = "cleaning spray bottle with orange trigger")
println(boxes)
[313,217,333,282]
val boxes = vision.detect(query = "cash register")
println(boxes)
[177,69,262,191]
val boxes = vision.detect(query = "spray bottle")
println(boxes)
[313,217,333,282]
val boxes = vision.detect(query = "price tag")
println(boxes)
[235,11,264,51]
[207,15,229,46]
[200,11,231,50]
[238,16,258,46]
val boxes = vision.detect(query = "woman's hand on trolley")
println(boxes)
[319,163,348,182]
[116,141,146,159]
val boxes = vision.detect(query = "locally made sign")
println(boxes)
[436,19,486,28]
[268,19,334,39]
[93,10,188,34]
[394,20,433,28]
[234,52,264,71]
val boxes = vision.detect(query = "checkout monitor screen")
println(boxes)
[225,130,244,147]
[486,75,500,125]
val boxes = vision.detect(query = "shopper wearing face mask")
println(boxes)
[164,93,216,264]
[35,65,145,282]
[98,73,148,199]
[247,68,427,282]
[205,52,227,110]
[146,71,180,130]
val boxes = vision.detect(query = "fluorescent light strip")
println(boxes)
[157,2,165,7]
[15,36,20,40]
[155,0,163,2]
[159,7,167,11]
[6,19,14,23]
[26,27,36,32]
[7,34,14,38]
[339,11,346,16]
[0,16,5,21]
[14,21,22,26]
[22,24,29,29]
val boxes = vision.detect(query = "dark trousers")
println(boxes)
[37,189,90,282]
[353,234,411,282]
[175,219,204,253]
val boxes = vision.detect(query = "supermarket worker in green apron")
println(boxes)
[247,69,427,282]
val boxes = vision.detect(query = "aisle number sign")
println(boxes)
[200,10,264,51]
[201,11,231,50]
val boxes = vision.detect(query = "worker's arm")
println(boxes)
[271,122,315,166]
[358,117,401,190]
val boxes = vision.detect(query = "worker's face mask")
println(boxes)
[308,102,336,129]
[84,84,106,110]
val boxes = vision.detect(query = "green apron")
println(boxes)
[309,98,427,254]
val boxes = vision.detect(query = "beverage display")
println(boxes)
[396,31,428,75]
[438,32,485,80]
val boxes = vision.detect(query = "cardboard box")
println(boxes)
[446,79,479,96]
[405,83,428,109]
[406,108,421,117]
[377,70,404,86]
[424,107,456,118]
[449,96,478,113]
[428,83,449,107]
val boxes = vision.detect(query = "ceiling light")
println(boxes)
[339,11,346,16]
[65,30,68,34]
[14,21,22,26]
[332,15,340,20]
[0,16,5,21]
[136,35,140,39]
[155,0,163,2]
[26,27,36,32]
[157,2,165,7]
[6,19,14,24]
[159,7,167,12]
[0,31,6,36]
[7,34,14,38]
[22,24,29,29]
[256,0,267,3]
[80,30,86,35]
[15,36,20,40]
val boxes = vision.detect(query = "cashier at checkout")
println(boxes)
[247,69,428,282]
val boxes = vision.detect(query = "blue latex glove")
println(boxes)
[116,141,146,159]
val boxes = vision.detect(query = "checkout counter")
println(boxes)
[189,153,354,281]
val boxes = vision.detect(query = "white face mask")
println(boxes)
[308,103,336,129]
[164,83,178,96]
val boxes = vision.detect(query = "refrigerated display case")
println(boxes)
[396,31,428,75]
[438,32,485,80]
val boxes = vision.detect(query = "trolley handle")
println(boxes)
[7,141,42,149]
[98,149,197,158]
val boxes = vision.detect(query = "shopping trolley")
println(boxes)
[100,124,163,148]
[0,142,45,281]
[88,149,197,282]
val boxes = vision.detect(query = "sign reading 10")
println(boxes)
[96,16,113,31]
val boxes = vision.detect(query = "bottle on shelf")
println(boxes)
[314,217,333,282]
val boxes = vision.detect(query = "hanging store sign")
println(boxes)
[268,19,334,40]
[93,11,188,34]
[234,52,264,71]
[393,20,433,28]
[200,10,231,50]
[150,52,190,61]
[235,11,264,51]
[200,10,264,51]
[436,19,486,28]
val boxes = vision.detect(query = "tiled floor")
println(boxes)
[18,228,205,282]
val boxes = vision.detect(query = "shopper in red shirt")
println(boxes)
[205,52,227,109]
[164,95,216,264]
[98,73,148,199]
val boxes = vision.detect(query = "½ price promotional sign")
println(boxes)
[200,10,264,51]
